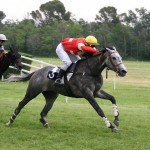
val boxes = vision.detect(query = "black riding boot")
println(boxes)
[54,69,65,85]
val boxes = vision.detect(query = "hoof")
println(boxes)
[113,120,119,126]
[40,118,49,128]
[112,128,118,132]
[5,121,11,127]
[44,123,49,128]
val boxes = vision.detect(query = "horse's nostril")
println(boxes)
[122,70,127,74]
[118,69,127,77]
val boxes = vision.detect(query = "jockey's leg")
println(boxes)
[54,69,65,85]
[54,43,72,85]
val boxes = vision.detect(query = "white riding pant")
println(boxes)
[56,43,81,71]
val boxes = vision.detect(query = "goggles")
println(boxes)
[0,40,5,43]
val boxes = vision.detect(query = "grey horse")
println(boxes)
[6,47,127,132]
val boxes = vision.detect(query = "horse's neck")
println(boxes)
[76,54,106,75]
[86,54,106,74]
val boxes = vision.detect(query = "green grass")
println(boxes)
[0,60,150,150]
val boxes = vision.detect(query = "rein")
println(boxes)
[84,52,103,76]
[72,52,104,77]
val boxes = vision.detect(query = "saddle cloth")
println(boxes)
[47,63,76,83]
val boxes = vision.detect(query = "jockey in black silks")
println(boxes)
[0,34,7,56]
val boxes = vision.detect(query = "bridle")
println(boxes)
[6,50,22,68]
[106,51,123,72]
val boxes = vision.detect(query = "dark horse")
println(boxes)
[0,48,22,78]
[6,47,127,132]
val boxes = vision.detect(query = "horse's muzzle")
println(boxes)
[117,69,127,77]
[116,63,127,77]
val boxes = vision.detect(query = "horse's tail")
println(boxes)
[4,72,35,82]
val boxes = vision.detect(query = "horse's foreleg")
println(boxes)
[40,91,58,128]
[112,104,119,126]
[95,90,119,127]
[83,89,118,132]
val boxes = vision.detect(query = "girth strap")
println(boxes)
[63,73,78,97]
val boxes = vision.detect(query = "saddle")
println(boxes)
[47,63,77,97]
[47,63,77,81]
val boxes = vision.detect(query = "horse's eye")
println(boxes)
[112,57,116,60]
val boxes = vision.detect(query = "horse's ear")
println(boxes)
[9,46,19,52]
[16,47,19,51]
[101,47,107,52]
[9,47,15,53]
[112,46,117,51]
[105,46,117,52]
[9,47,12,51]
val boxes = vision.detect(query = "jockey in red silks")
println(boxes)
[54,35,100,85]
[0,34,7,56]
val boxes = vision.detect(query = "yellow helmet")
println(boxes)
[85,35,99,46]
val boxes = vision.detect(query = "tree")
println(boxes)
[0,11,6,24]
[31,0,71,25]
[95,6,120,26]
[119,10,137,27]
[30,10,42,20]
[109,23,138,59]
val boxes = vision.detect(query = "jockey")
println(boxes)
[54,35,100,85]
[0,34,7,55]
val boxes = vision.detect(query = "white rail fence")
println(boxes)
[21,56,55,74]
[9,56,56,74]
[2,56,53,79]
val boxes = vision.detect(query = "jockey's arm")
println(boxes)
[1,50,6,54]
[78,43,98,53]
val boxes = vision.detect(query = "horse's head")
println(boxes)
[8,47,23,70]
[104,47,127,77]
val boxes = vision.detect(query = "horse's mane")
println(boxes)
[81,50,103,59]
[81,46,116,59]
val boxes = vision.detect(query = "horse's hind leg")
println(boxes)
[6,88,40,127]
[40,91,58,128]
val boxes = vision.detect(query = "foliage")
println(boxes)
[0,60,150,150]
[31,0,71,25]
[1,0,150,60]
[95,6,120,26]
[0,11,6,24]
